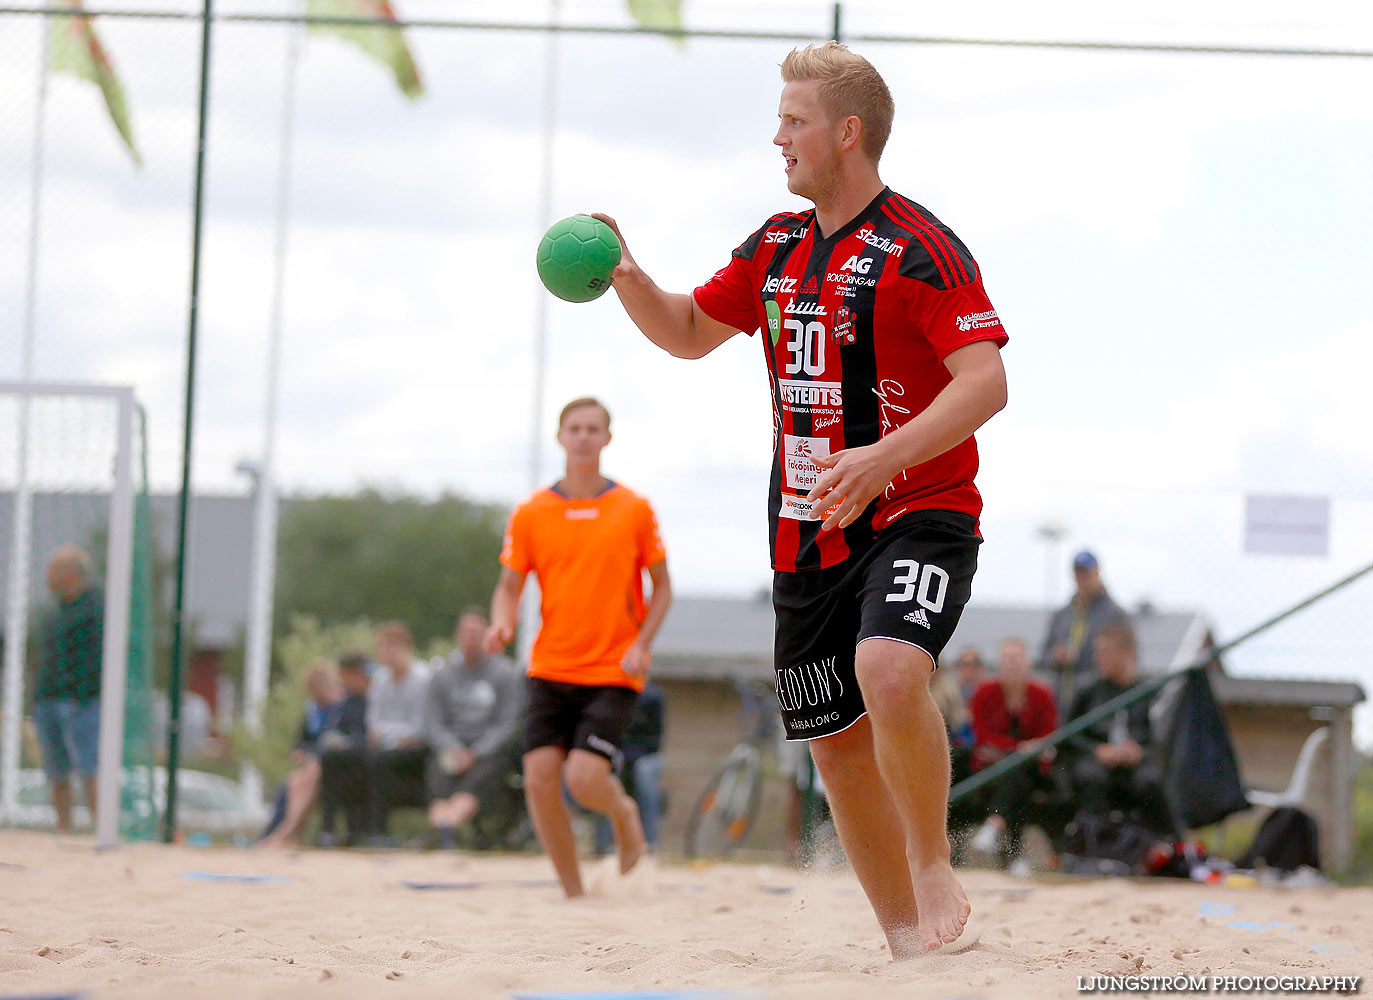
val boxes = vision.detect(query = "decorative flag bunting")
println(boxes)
[50,0,142,165]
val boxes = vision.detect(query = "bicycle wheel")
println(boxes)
[684,746,763,860]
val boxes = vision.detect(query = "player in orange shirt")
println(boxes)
[485,397,673,897]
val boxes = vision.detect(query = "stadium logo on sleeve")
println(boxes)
[955,309,1001,332]
[857,228,905,256]
[764,227,808,244]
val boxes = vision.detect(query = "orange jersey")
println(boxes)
[501,482,667,691]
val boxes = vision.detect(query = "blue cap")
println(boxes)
[1072,550,1098,570]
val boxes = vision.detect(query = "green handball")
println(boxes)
[536,215,622,302]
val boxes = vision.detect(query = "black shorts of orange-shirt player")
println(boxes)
[772,510,980,741]
[522,676,638,770]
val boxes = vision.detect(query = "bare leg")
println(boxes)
[262,761,321,847]
[809,717,922,959]
[51,779,73,834]
[84,777,98,830]
[523,746,584,897]
[564,749,645,876]
[856,638,970,952]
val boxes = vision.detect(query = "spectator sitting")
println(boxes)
[1038,550,1128,712]
[1063,622,1174,834]
[314,651,371,838]
[594,681,667,856]
[319,623,430,845]
[366,621,432,841]
[424,608,524,847]
[33,544,103,833]
[951,646,988,705]
[967,637,1059,868]
[259,658,365,848]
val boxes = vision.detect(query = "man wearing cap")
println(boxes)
[1037,550,1128,712]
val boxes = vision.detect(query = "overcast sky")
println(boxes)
[2,0,1372,743]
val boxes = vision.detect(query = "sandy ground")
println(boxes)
[0,830,1368,1000]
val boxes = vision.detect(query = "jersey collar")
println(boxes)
[812,186,891,244]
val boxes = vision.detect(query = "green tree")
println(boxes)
[273,488,507,652]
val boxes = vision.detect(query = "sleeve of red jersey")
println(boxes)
[636,498,668,569]
[692,253,760,336]
[902,273,1008,362]
[499,503,531,575]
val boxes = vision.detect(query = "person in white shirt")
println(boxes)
[365,621,432,839]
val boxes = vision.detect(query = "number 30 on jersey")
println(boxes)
[783,319,825,377]
[885,558,949,611]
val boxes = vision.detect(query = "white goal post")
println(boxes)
[1,381,136,849]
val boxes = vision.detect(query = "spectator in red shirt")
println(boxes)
[968,637,1058,868]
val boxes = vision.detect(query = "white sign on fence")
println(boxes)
[1244,495,1330,556]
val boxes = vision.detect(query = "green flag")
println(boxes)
[50,0,142,166]
[626,0,685,46]
[308,0,424,99]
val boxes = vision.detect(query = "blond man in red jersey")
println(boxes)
[486,397,673,897]
[595,43,1008,956]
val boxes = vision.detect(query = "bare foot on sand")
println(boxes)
[612,800,646,875]
[911,860,971,952]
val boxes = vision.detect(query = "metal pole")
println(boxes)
[832,2,842,42]
[238,14,300,821]
[1,10,50,829]
[517,0,560,668]
[95,388,135,849]
[164,0,215,843]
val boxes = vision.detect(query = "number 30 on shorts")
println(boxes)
[885,558,949,611]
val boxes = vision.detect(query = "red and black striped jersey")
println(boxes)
[693,186,1007,573]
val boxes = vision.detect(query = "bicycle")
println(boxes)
[684,679,778,860]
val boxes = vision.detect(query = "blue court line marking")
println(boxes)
[400,878,560,891]
[1201,902,1359,955]
[179,871,291,884]
[1227,920,1299,933]
[1196,901,1235,918]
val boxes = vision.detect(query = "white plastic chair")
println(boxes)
[1247,727,1329,809]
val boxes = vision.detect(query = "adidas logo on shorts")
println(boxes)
[903,608,932,629]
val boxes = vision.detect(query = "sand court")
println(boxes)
[0,830,1367,1000]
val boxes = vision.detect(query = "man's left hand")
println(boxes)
[805,443,903,531]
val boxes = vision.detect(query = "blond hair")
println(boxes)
[557,396,611,431]
[781,42,894,162]
[302,658,339,691]
[929,667,969,733]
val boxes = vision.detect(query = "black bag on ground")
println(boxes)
[1236,806,1321,872]
[1152,668,1249,829]
[1058,809,1167,877]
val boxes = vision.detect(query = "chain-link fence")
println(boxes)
[2,3,1370,848]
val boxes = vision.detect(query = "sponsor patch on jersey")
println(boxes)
[955,308,1001,332]
[779,491,840,522]
[783,434,830,491]
[765,299,782,347]
[776,380,842,430]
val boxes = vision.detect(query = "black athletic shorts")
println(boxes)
[772,510,980,742]
[522,676,638,768]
